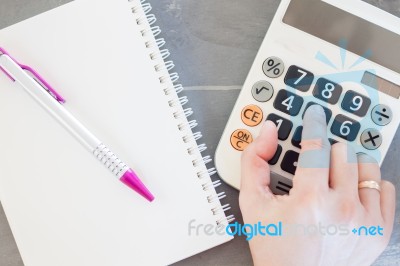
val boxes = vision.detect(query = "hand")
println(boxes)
[239,105,396,266]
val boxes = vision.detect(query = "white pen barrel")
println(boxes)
[0,55,101,152]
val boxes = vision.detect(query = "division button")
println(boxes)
[252,81,274,102]
[263,56,285,78]
[230,129,253,151]
[281,150,299,175]
[371,104,393,126]
[361,128,382,150]
[241,105,264,127]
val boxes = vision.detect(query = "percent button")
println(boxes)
[263,56,285,78]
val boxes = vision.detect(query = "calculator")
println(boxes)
[215,0,400,194]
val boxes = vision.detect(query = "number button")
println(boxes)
[268,144,282,165]
[241,105,263,127]
[302,102,332,125]
[360,129,382,150]
[281,150,299,175]
[284,66,314,92]
[292,126,303,149]
[273,90,304,116]
[371,104,393,126]
[266,113,293,140]
[262,57,285,78]
[230,129,253,151]
[331,115,361,141]
[341,90,371,117]
[313,78,342,104]
[252,81,274,102]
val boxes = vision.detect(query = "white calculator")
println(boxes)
[215,0,400,194]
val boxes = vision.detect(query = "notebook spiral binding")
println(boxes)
[129,0,234,226]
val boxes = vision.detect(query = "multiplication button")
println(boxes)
[241,105,263,127]
[371,104,392,126]
[361,129,382,150]
[263,57,285,78]
[252,81,274,102]
[230,129,253,151]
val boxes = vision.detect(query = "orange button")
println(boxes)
[241,105,263,127]
[230,129,253,151]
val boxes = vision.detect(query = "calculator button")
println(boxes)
[313,78,343,104]
[273,90,304,116]
[230,129,253,151]
[302,102,332,125]
[341,90,371,117]
[292,126,303,148]
[266,113,293,140]
[252,81,274,102]
[262,57,285,78]
[284,65,314,92]
[331,115,361,141]
[241,105,263,127]
[361,129,382,150]
[329,139,339,145]
[281,150,299,175]
[371,104,393,126]
[268,144,283,165]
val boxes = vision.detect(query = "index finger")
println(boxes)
[293,104,331,192]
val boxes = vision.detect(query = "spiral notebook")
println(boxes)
[0,0,233,265]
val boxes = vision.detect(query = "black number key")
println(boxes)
[341,90,371,117]
[291,126,303,149]
[273,90,304,116]
[266,113,293,140]
[284,66,314,92]
[313,78,342,104]
[302,102,332,125]
[268,144,282,165]
[281,150,299,175]
[331,114,361,141]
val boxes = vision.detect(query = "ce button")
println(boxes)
[241,105,263,127]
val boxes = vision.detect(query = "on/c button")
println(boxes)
[241,105,263,127]
[230,129,253,151]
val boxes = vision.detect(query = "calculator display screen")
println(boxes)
[362,72,400,99]
[282,0,400,75]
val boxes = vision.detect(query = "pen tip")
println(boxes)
[120,169,155,202]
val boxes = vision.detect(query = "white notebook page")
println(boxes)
[0,0,232,265]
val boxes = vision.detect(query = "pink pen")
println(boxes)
[0,47,154,202]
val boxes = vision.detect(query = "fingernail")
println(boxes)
[357,153,378,164]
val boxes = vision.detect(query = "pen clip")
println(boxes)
[0,47,65,103]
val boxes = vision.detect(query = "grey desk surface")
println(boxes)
[0,1,399,265]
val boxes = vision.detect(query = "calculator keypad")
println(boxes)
[274,89,304,116]
[229,56,393,188]
[341,90,371,117]
[266,113,293,140]
[331,114,361,141]
[284,65,314,92]
[313,78,342,104]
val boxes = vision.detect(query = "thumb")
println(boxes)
[240,121,278,199]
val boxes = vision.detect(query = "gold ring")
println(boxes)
[358,181,381,192]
